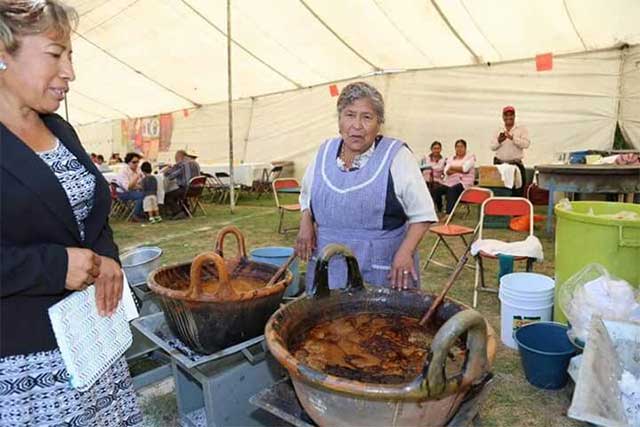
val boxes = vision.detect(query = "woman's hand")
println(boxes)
[295,210,316,262]
[65,248,101,291]
[94,256,124,317]
[389,248,417,290]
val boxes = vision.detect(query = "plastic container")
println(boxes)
[554,201,640,322]
[499,273,555,349]
[513,322,576,389]
[121,246,163,286]
[250,247,301,297]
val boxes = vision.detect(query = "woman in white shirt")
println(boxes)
[422,140,446,212]
[296,82,437,291]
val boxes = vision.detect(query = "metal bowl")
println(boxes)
[121,246,163,286]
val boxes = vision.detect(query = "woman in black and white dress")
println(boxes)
[0,1,142,425]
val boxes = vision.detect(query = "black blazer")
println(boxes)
[0,114,119,357]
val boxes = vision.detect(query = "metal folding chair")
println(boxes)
[272,178,300,234]
[109,182,135,221]
[473,197,536,308]
[422,187,493,272]
[215,171,241,204]
[179,176,207,218]
[253,165,283,198]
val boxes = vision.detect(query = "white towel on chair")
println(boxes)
[471,235,544,261]
[494,164,522,189]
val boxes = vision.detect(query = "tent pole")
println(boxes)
[226,0,235,213]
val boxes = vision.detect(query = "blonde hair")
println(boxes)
[0,0,77,53]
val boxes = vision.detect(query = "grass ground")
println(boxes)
[115,192,583,427]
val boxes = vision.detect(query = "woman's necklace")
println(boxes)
[339,144,356,169]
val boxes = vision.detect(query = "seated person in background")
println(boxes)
[140,162,162,224]
[109,153,123,165]
[115,152,145,221]
[422,141,446,213]
[95,154,111,172]
[163,150,201,217]
[432,139,476,220]
[490,106,530,196]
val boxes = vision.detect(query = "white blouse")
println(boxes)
[299,144,437,224]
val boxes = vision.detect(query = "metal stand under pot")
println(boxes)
[133,312,287,427]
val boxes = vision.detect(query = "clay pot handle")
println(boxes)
[215,225,248,259]
[188,252,233,299]
[312,244,364,298]
[422,309,488,398]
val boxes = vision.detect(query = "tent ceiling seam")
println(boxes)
[179,0,303,89]
[70,90,132,118]
[79,0,142,35]
[72,32,201,108]
[298,0,381,71]
[62,99,110,121]
[372,0,434,65]
[430,0,480,63]
[563,0,588,51]
[78,0,112,17]
[458,0,502,61]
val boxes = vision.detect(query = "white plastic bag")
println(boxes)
[558,263,640,343]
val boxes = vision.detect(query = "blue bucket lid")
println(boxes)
[250,246,294,258]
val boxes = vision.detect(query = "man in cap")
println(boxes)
[163,149,201,218]
[490,106,530,196]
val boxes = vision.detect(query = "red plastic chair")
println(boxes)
[473,197,536,308]
[422,187,493,272]
[272,178,300,234]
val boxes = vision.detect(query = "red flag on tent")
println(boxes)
[183,109,189,118]
[329,84,339,97]
[536,53,553,71]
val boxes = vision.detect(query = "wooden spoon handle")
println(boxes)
[265,253,297,287]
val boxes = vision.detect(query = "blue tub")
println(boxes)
[513,321,576,389]
[250,247,300,297]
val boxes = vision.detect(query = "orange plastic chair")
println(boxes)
[272,178,301,234]
[473,197,536,308]
[422,187,493,272]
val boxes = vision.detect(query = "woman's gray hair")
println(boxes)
[337,81,385,124]
[0,0,78,54]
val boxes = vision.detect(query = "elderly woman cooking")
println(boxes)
[0,1,142,425]
[296,82,437,291]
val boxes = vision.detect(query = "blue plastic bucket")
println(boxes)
[513,322,576,389]
[250,247,300,297]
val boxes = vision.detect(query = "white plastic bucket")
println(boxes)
[499,273,555,349]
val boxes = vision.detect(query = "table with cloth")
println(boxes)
[535,164,640,233]
[200,162,270,187]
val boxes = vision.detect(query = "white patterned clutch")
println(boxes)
[48,274,139,391]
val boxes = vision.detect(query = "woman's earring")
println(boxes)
[0,61,7,71]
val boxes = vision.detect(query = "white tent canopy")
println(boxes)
[62,0,640,173]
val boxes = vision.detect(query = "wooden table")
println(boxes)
[535,164,640,233]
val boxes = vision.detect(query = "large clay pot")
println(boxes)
[265,244,496,427]
[148,226,292,354]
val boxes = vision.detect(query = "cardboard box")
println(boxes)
[478,166,505,187]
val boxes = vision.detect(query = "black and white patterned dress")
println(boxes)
[0,140,143,427]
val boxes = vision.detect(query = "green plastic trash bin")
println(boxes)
[554,201,640,322]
